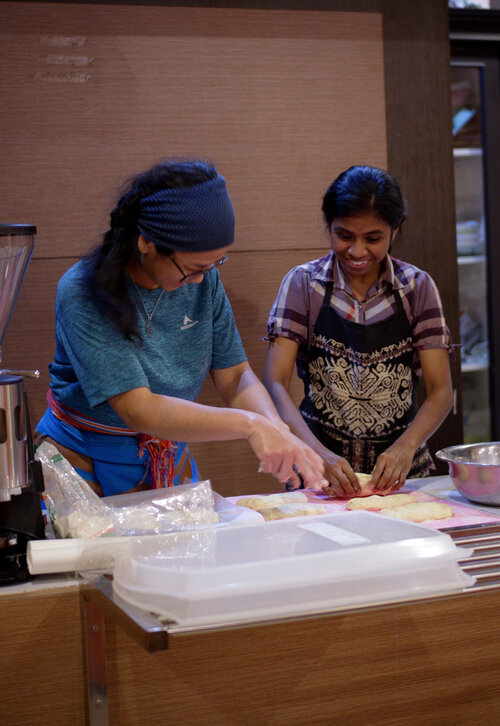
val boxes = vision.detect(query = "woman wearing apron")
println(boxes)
[263,166,453,498]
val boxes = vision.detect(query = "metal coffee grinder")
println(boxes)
[0,224,45,583]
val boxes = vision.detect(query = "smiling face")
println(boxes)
[330,213,397,289]
[128,236,230,291]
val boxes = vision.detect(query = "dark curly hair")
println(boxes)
[322,166,407,231]
[82,159,217,341]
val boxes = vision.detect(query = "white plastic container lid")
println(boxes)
[112,512,474,626]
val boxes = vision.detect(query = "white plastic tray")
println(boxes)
[112,511,475,626]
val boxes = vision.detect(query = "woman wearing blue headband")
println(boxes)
[36,159,327,496]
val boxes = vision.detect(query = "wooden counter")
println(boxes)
[3,571,500,726]
[0,578,85,725]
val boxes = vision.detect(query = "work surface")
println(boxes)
[228,474,500,530]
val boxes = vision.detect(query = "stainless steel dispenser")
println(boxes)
[0,373,29,498]
[0,224,45,583]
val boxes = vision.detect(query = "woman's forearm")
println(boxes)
[110,387,261,442]
[396,385,454,451]
[220,368,286,426]
[109,385,328,490]
[265,380,333,457]
[398,347,454,452]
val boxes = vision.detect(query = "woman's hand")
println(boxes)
[370,441,416,493]
[247,418,328,491]
[320,451,360,499]
[212,362,329,490]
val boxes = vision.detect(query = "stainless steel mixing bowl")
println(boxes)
[436,442,500,506]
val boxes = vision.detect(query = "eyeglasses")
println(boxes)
[168,252,228,283]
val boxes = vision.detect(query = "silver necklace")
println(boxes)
[130,279,165,337]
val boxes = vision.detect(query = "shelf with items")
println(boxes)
[457,254,486,265]
[461,361,489,373]
[460,343,489,376]
[458,254,489,406]
[458,273,489,375]
[461,368,491,444]
[453,147,483,157]
[453,154,485,256]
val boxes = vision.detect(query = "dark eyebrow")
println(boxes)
[333,224,385,235]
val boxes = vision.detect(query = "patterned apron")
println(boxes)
[298,281,434,476]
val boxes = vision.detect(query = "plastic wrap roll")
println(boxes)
[27,536,136,575]
[27,529,219,575]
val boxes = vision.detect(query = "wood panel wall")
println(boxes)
[0,0,460,497]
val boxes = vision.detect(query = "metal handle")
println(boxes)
[0,368,40,379]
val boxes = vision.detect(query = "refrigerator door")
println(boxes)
[451,64,493,443]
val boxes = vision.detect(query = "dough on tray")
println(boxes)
[260,502,327,521]
[381,502,453,523]
[354,472,375,496]
[236,491,308,511]
[346,493,417,511]
[323,472,375,499]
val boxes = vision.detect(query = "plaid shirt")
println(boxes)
[266,252,450,380]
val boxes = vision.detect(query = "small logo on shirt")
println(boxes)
[181,315,198,330]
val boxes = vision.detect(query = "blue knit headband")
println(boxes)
[137,173,235,252]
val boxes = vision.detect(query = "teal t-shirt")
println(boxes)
[47,260,247,427]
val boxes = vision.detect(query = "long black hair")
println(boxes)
[321,166,407,231]
[82,159,217,341]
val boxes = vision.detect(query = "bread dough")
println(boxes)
[323,472,375,500]
[236,491,307,511]
[235,496,270,511]
[355,472,375,496]
[346,493,416,511]
[260,502,326,520]
[381,502,453,522]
